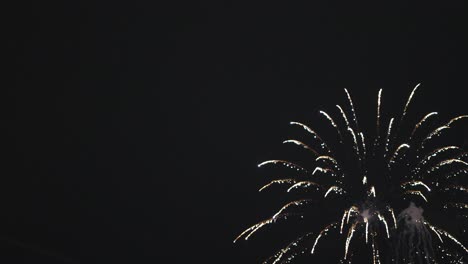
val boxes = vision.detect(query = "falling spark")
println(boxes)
[359,132,367,160]
[344,222,358,259]
[273,199,315,218]
[290,122,329,152]
[258,160,308,173]
[347,127,360,158]
[389,143,410,168]
[347,206,359,224]
[376,89,382,138]
[259,179,297,192]
[446,115,468,127]
[315,156,340,171]
[336,105,350,127]
[384,118,395,157]
[234,213,292,242]
[312,167,335,176]
[433,226,468,253]
[371,234,381,264]
[377,213,390,238]
[311,234,323,255]
[409,112,438,139]
[340,210,348,234]
[344,88,360,132]
[404,190,428,202]
[319,110,344,143]
[401,181,431,192]
[287,181,322,193]
[283,140,319,156]
[324,186,345,197]
[417,146,460,168]
[311,222,338,254]
[362,176,367,185]
[389,207,397,229]
[267,232,314,264]
[421,126,450,149]
[315,155,338,163]
[426,222,444,243]
[365,218,369,244]
[444,168,468,181]
[428,159,468,174]
[401,83,421,123]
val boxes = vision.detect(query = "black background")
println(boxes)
[6,1,468,263]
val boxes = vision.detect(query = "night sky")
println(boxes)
[6,1,468,263]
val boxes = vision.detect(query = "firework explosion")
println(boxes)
[234,84,468,263]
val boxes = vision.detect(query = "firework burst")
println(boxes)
[234,84,468,263]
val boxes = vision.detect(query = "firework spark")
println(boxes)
[235,84,468,263]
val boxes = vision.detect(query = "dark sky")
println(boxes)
[6,1,468,263]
